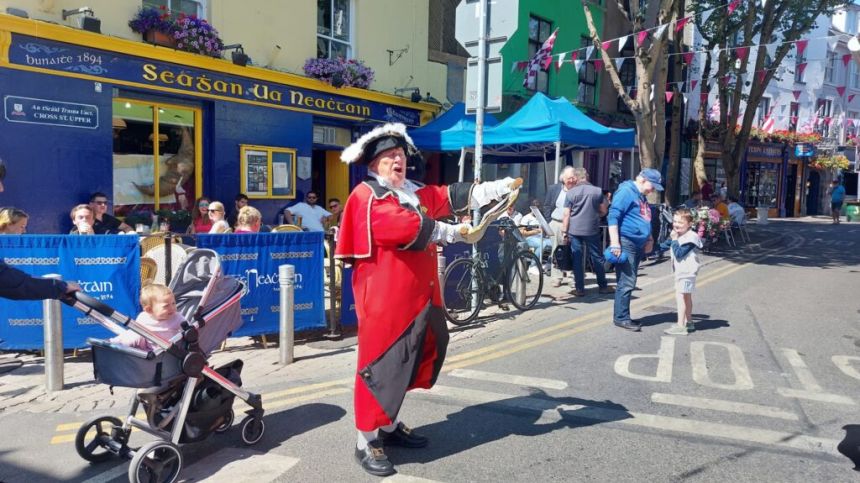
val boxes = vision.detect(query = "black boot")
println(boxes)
[379,422,429,448]
[355,439,395,476]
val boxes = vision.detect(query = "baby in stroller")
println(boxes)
[66,249,264,483]
[109,284,183,351]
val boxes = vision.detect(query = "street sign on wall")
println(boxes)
[455,0,518,113]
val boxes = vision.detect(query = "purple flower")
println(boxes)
[303,57,374,88]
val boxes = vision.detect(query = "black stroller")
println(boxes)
[65,249,264,483]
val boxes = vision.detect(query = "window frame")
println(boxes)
[758,97,771,127]
[825,50,837,84]
[794,51,807,83]
[789,101,799,132]
[240,144,297,200]
[317,0,354,59]
[526,14,553,93]
[143,0,207,19]
[577,35,597,106]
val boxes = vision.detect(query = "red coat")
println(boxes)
[336,179,458,431]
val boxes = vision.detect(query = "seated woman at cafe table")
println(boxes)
[233,206,262,233]
[0,208,28,234]
[207,201,231,234]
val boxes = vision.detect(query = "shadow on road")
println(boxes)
[390,390,631,464]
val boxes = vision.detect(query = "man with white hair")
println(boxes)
[336,123,520,477]
[544,166,577,287]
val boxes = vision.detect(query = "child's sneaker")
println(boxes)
[686,322,696,333]
[664,325,689,336]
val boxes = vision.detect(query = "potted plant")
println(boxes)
[172,13,223,57]
[128,5,175,46]
[303,57,375,89]
[156,208,192,233]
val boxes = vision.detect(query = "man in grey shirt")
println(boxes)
[560,167,614,297]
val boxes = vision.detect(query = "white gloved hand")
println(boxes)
[432,221,471,245]
[470,177,518,209]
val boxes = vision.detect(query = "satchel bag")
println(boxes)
[553,245,574,271]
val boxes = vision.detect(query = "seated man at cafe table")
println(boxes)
[69,204,95,235]
[89,192,132,234]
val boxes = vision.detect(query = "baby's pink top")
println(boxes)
[110,311,185,350]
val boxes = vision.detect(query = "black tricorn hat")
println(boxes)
[341,123,418,165]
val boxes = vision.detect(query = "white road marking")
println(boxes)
[781,348,823,391]
[832,355,860,382]
[449,368,568,390]
[690,341,754,390]
[179,449,299,481]
[614,336,675,383]
[417,385,840,457]
[776,388,857,405]
[383,475,446,483]
[651,392,798,420]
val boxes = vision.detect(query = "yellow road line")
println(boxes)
[56,422,82,432]
[263,377,352,401]
[264,387,351,411]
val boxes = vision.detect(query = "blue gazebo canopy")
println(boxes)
[409,102,499,152]
[481,93,635,156]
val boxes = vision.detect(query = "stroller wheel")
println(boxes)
[214,409,234,434]
[240,416,265,445]
[75,416,123,463]
[129,440,183,483]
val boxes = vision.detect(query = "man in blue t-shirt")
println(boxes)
[828,179,846,225]
[607,168,664,331]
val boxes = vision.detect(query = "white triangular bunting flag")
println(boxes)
[614,58,625,72]
[557,52,567,69]
[654,24,668,39]
[618,35,628,51]
[574,59,583,72]
[586,45,594,60]
[765,42,777,59]
[701,7,714,25]
[828,36,838,51]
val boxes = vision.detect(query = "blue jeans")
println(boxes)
[569,233,607,291]
[613,236,645,324]
[526,235,551,254]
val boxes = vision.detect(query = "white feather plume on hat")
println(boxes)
[340,122,416,164]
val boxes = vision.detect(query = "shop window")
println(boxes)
[527,15,553,93]
[112,100,200,221]
[317,0,352,59]
[794,50,806,83]
[825,51,837,84]
[851,62,860,89]
[577,36,596,105]
[143,0,206,18]
[815,98,832,137]
[744,162,779,208]
[617,55,636,113]
[757,97,771,127]
[240,145,297,199]
[789,102,799,132]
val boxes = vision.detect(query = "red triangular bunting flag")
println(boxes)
[675,16,690,33]
[593,59,604,71]
[518,61,529,72]
[700,92,708,103]
[791,116,797,124]
[602,40,611,52]
[541,55,553,70]
[795,39,808,57]
[571,51,578,61]
[735,46,749,62]
[792,90,801,101]
[637,30,648,46]
[825,117,832,126]
[683,52,694,65]
[554,61,561,73]
[850,94,856,102]
[848,119,855,128]
[665,92,674,103]
[757,70,767,83]
[721,75,731,85]
[691,79,698,91]
[797,63,807,76]
[728,0,740,14]
[837,86,846,97]
[843,54,853,67]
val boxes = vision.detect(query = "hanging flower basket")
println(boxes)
[303,57,374,89]
[809,154,849,171]
[144,29,176,48]
[129,6,175,46]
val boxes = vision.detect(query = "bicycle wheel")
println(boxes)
[442,258,484,325]
[505,250,543,311]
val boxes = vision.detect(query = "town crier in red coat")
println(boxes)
[336,123,519,476]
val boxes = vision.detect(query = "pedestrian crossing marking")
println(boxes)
[51,413,144,445]
[179,448,299,481]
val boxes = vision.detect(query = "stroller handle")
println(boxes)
[63,291,115,318]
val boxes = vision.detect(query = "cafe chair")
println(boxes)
[140,257,157,287]
[272,224,303,232]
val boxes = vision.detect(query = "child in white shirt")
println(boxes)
[659,208,702,335]
[110,284,184,350]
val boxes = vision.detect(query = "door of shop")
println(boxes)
[806,171,820,215]
[784,165,797,217]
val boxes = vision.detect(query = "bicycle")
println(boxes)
[441,217,544,325]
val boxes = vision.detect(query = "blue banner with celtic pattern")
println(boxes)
[195,232,325,335]
[0,235,141,350]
